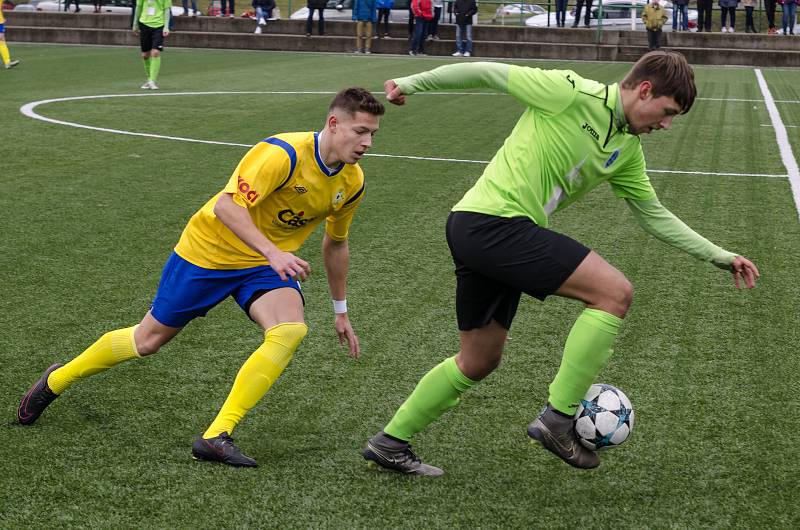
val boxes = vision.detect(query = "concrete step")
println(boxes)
[9,25,621,59]
[6,11,800,65]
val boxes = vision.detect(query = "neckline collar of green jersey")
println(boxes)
[608,83,629,133]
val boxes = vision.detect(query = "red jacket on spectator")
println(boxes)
[412,0,434,19]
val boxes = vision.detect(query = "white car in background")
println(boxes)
[17,0,200,16]
[526,0,697,31]
[492,3,545,24]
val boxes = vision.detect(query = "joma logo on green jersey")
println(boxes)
[582,122,599,142]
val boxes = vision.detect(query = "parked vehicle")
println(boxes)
[17,0,201,16]
[526,0,697,31]
[492,3,545,24]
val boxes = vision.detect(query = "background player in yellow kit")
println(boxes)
[0,5,20,69]
[18,87,385,468]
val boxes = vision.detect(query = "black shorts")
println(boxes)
[445,211,591,331]
[139,22,165,53]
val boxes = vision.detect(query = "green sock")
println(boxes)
[548,308,623,415]
[149,56,161,82]
[384,356,476,441]
[143,57,151,79]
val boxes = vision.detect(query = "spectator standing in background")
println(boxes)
[555,0,568,27]
[220,0,235,17]
[376,0,393,37]
[719,0,739,32]
[409,0,432,55]
[182,0,198,16]
[572,0,593,28]
[65,0,81,13]
[742,0,757,31]
[306,0,326,35]
[451,0,476,57]
[428,0,443,40]
[765,0,778,33]
[672,0,689,30]
[643,0,668,50]
[408,3,415,40]
[353,0,377,53]
[697,0,713,31]
[780,0,797,34]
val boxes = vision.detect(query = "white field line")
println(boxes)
[19,91,789,179]
[754,69,800,220]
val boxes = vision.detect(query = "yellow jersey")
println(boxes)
[175,132,365,269]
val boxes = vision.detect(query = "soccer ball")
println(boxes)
[573,383,634,450]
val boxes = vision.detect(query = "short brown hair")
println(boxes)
[329,87,385,117]
[621,51,697,114]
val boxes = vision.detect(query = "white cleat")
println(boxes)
[451,51,463,57]
[147,80,159,90]
[140,80,152,89]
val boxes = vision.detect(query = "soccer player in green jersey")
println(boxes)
[133,0,171,90]
[362,51,760,475]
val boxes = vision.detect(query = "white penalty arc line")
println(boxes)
[20,91,788,179]
[755,69,800,220]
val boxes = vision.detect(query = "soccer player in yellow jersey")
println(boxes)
[0,6,21,69]
[18,87,385,468]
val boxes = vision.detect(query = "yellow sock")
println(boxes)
[0,42,11,66]
[203,322,308,439]
[47,326,140,395]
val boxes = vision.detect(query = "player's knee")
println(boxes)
[608,277,633,317]
[133,331,169,356]
[265,322,308,350]
[618,278,633,310]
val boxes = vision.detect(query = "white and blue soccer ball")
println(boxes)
[573,383,634,451]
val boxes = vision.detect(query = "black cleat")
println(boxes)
[18,363,63,425]
[527,406,600,469]
[191,432,258,467]
[362,431,444,476]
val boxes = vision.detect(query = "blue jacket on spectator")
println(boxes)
[353,0,378,21]
[376,0,394,8]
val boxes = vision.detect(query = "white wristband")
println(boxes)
[333,299,348,314]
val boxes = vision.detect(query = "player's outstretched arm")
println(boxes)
[214,193,310,281]
[323,234,360,358]
[386,62,512,105]
[625,197,759,289]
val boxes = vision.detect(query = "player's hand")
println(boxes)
[384,79,406,106]
[730,255,759,289]
[133,29,140,35]
[334,313,360,358]
[163,30,170,37]
[266,249,311,281]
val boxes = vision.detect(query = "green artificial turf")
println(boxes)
[1,44,798,528]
